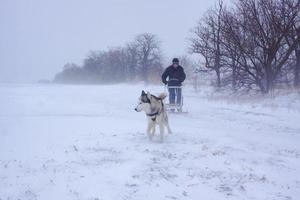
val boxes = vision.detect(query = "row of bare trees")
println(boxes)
[54,33,163,84]
[190,0,300,93]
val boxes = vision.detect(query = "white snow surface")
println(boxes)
[0,84,300,200]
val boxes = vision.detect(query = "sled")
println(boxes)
[164,86,188,114]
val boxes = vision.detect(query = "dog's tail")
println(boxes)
[158,92,167,100]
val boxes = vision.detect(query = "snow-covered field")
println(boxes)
[1,84,300,200]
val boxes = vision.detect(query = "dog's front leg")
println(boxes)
[164,115,172,134]
[151,124,156,137]
[159,123,164,143]
[147,122,154,141]
[166,124,172,134]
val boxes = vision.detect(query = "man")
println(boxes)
[161,58,186,110]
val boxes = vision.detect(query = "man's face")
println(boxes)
[172,62,179,68]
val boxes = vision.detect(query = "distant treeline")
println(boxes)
[54,0,300,94]
[54,33,164,84]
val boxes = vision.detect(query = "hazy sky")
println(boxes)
[0,0,222,83]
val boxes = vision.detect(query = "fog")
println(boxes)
[1,1,300,199]
[0,0,221,83]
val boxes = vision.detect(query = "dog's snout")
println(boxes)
[134,108,138,112]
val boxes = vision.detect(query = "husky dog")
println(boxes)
[135,90,172,142]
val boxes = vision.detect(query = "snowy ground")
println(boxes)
[0,84,300,200]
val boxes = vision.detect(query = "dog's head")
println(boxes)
[134,90,167,112]
[135,90,151,112]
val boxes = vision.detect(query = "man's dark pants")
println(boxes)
[168,87,182,105]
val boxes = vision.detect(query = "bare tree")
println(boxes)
[124,42,139,81]
[53,32,164,84]
[284,2,300,88]
[189,0,225,87]
[193,0,300,93]
[234,0,300,93]
[134,33,163,83]
[295,44,300,87]
[54,63,83,83]
[221,10,244,91]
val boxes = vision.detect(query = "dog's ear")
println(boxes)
[141,90,146,96]
[147,91,151,100]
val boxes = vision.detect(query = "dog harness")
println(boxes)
[146,103,164,122]
[147,111,160,121]
[141,93,164,122]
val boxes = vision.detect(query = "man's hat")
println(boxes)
[172,58,179,63]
